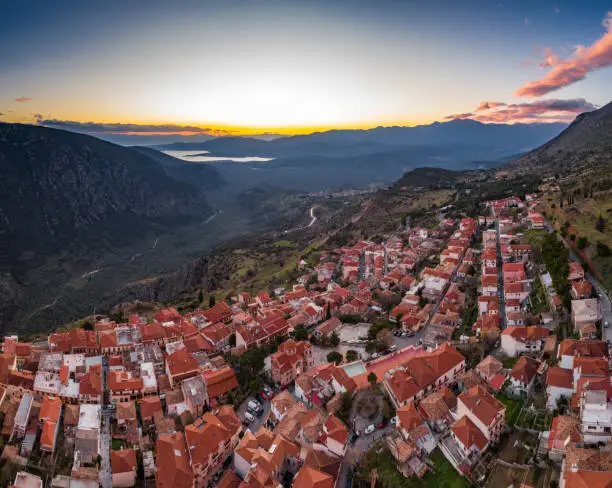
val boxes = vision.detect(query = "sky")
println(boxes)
[1,0,611,137]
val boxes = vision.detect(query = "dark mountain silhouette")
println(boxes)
[512,100,612,174]
[0,123,219,271]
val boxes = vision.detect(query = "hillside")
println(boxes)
[0,123,217,266]
[132,146,225,190]
[511,100,612,289]
[511,101,612,176]
[0,123,223,330]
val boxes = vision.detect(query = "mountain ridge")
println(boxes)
[510,100,612,174]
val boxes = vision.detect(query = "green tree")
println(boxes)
[330,331,340,346]
[597,241,611,257]
[577,236,589,249]
[596,215,606,233]
[569,233,576,241]
[208,295,216,308]
[292,325,309,341]
[327,351,343,365]
[229,333,236,347]
[345,350,359,362]
[367,372,377,386]
[198,289,204,304]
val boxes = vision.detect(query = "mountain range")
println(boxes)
[156,119,566,159]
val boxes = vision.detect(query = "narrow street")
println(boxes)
[99,356,112,488]
[495,218,506,329]
[99,410,112,488]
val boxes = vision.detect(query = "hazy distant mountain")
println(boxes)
[132,146,225,189]
[512,101,612,174]
[155,119,567,161]
[0,123,218,270]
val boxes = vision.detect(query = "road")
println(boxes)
[99,410,112,488]
[543,219,612,342]
[565,240,612,342]
[495,218,506,328]
[236,394,272,433]
[283,206,317,234]
[337,424,392,488]
[99,356,112,488]
[307,206,317,228]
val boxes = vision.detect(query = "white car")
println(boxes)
[605,321,609,328]
[364,424,375,435]
[390,416,398,426]
[244,412,255,423]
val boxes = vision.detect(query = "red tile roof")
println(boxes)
[458,385,505,427]
[40,420,57,449]
[546,367,573,389]
[139,396,163,419]
[79,371,102,396]
[156,432,194,488]
[559,340,608,359]
[111,449,137,474]
[323,414,348,445]
[397,402,424,432]
[185,408,240,467]
[452,416,488,451]
[39,396,62,423]
[109,370,143,392]
[292,466,334,488]
[501,326,549,342]
[510,356,540,384]
[166,349,199,378]
[203,367,239,399]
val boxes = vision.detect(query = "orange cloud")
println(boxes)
[515,12,612,97]
[445,98,596,124]
[35,119,235,136]
[14,97,32,103]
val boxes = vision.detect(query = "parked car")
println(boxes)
[605,321,609,328]
[248,406,263,417]
[390,416,398,426]
[248,400,261,410]
[364,424,375,435]
[244,412,255,424]
[388,344,397,352]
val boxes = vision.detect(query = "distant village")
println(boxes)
[1,190,610,488]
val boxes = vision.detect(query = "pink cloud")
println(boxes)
[444,98,596,124]
[444,112,474,120]
[14,97,32,103]
[515,12,612,97]
[475,101,507,112]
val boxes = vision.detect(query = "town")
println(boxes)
[0,189,610,488]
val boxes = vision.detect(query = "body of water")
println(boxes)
[163,150,274,163]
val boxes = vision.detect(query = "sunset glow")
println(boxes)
[1,1,611,137]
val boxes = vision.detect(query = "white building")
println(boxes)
[580,390,612,443]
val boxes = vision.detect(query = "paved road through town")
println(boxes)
[543,219,612,342]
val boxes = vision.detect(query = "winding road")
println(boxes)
[283,206,317,234]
